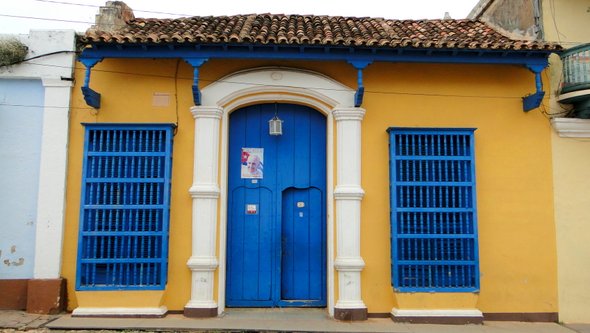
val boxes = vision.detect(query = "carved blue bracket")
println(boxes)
[79,58,103,109]
[522,64,546,112]
[348,60,372,107]
[183,58,209,106]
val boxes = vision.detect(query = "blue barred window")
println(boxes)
[76,124,174,290]
[387,128,479,292]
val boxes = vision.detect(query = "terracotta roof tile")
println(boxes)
[82,14,560,51]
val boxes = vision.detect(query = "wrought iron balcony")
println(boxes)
[559,43,590,118]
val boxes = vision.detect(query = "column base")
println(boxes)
[391,308,483,324]
[334,307,368,321]
[26,278,66,314]
[184,306,218,318]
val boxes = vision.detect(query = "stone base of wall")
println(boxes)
[26,278,67,314]
[0,279,29,310]
[0,278,66,314]
[184,307,218,318]
[334,307,368,321]
[483,312,558,322]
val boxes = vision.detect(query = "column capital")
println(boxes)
[334,185,365,200]
[187,256,219,271]
[332,107,366,122]
[191,105,224,120]
[189,184,220,198]
[334,256,366,271]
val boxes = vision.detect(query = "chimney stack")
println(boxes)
[91,1,134,32]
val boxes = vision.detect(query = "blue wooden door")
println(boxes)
[226,103,326,307]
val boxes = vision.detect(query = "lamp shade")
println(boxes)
[269,115,283,135]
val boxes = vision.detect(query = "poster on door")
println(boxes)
[241,148,264,179]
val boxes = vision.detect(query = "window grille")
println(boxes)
[76,124,174,290]
[387,128,479,292]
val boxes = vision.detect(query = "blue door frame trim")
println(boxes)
[78,43,552,111]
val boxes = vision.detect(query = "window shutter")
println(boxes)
[76,124,174,290]
[388,128,479,292]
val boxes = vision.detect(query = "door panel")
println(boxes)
[281,187,325,305]
[227,187,273,304]
[226,103,326,307]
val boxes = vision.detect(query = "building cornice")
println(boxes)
[551,118,590,138]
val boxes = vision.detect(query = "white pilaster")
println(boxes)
[185,105,223,314]
[332,107,367,312]
[33,78,73,279]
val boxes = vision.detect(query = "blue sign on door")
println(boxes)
[226,103,327,307]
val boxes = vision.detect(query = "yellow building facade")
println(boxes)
[61,3,560,323]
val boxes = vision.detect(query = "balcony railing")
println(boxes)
[561,43,590,95]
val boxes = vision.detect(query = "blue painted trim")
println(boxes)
[81,122,178,128]
[348,60,372,107]
[80,44,551,110]
[522,64,546,112]
[387,127,480,293]
[75,123,175,291]
[276,299,326,307]
[161,123,174,288]
[81,87,101,109]
[79,58,103,109]
[469,130,480,293]
[388,132,399,290]
[80,44,551,66]
[75,126,92,291]
[224,300,275,307]
[396,287,480,293]
[387,127,478,132]
[183,58,209,105]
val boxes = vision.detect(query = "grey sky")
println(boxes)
[1,0,480,35]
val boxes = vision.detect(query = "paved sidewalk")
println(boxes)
[566,324,590,333]
[1,309,589,333]
[0,311,59,331]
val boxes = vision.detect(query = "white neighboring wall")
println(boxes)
[0,30,76,280]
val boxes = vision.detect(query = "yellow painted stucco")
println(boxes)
[62,58,557,315]
[551,132,590,323]
[542,0,590,323]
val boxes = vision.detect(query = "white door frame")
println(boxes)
[185,67,367,317]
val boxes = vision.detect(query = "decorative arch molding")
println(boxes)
[184,67,368,320]
[202,67,355,112]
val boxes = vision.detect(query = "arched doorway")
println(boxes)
[225,103,327,307]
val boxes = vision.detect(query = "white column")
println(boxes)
[333,107,367,320]
[185,105,223,317]
[33,78,73,279]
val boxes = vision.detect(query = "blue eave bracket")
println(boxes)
[183,57,209,106]
[80,58,103,109]
[522,64,546,112]
[348,60,372,107]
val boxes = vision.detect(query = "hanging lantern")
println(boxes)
[269,103,283,136]
[268,115,283,136]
